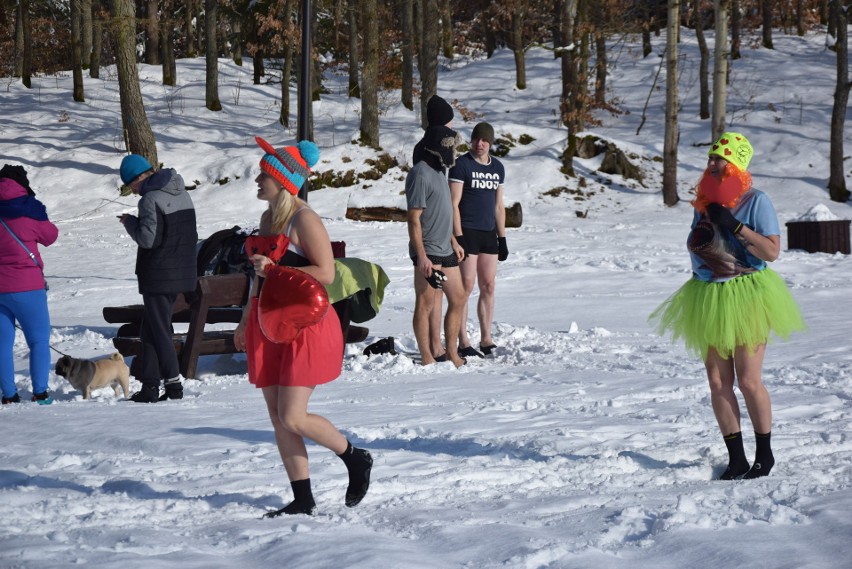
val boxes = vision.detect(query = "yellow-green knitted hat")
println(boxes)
[708,132,753,171]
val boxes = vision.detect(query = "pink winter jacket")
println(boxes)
[0,178,58,293]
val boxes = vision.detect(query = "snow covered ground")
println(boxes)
[1,28,851,568]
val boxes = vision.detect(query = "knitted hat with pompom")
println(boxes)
[256,137,320,195]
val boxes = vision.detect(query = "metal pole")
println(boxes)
[297,0,312,202]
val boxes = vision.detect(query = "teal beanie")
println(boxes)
[120,154,153,184]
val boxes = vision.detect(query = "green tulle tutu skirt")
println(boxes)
[650,268,805,360]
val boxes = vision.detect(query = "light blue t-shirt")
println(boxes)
[688,189,780,282]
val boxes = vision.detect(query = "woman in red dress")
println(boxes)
[234,137,372,517]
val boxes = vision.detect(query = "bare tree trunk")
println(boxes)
[232,18,243,66]
[400,0,414,110]
[694,0,710,119]
[81,0,93,69]
[112,0,158,163]
[413,0,422,59]
[761,0,774,49]
[560,0,578,176]
[91,1,104,78]
[576,0,589,132]
[663,0,680,207]
[360,0,379,147]
[186,0,197,58]
[71,0,85,102]
[828,0,851,202]
[253,51,264,84]
[795,0,805,36]
[17,0,33,87]
[483,10,496,58]
[280,36,294,127]
[146,0,160,65]
[311,17,322,105]
[552,0,562,59]
[641,0,652,58]
[205,0,222,111]
[333,0,343,53]
[14,1,24,77]
[246,9,263,85]
[440,0,453,58]
[196,0,204,57]
[712,0,730,141]
[161,0,176,86]
[509,4,526,90]
[279,0,295,127]
[348,0,360,97]
[593,1,607,106]
[419,0,439,128]
[731,0,741,59]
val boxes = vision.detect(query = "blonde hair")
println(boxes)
[260,184,309,235]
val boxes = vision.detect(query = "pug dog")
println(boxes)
[55,353,130,400]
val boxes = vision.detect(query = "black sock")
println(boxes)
[719,431,750,480]
[338,441,373,507]
[263,478,316,518]
[743,432,774,479]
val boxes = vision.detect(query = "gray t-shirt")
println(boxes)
[405,162,454,258]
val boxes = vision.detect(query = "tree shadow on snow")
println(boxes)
[173,426,274,445]
[0,469,93,495]
[354,434,586,463]
[99,479,263,509]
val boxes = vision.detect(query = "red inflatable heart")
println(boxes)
[258,266,330,343]
[699,175,743,205]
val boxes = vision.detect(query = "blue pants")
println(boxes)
[0,289,51,398]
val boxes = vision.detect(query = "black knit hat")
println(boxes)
[0,164,35,196]
[426,95,454,126]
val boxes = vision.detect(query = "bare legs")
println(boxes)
[705,344,771,436]
[458,253,498,348]
[261,385,348,481]
[705,344,774,478]
[413,264,465,367]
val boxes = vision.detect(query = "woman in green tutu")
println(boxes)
[651,132,804,480]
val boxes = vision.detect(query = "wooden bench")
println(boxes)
[103,273,368,380]
[104,273,251,380]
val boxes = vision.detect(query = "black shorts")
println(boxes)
[461,228,498,255]
[411,252,459,268]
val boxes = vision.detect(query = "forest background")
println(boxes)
[2,0,849,205]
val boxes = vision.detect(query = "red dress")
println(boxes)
[244,235,343,388]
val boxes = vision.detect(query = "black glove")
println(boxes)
[706,203,743,234]
[425,269,447,289]
[497,236,509,261]
[455,235,468,261]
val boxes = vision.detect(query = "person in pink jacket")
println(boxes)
[0,165,58,404]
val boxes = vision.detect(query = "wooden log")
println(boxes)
[345,206,408,223]
[505,202,523,228]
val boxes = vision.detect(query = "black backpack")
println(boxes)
[195,226,257,277]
